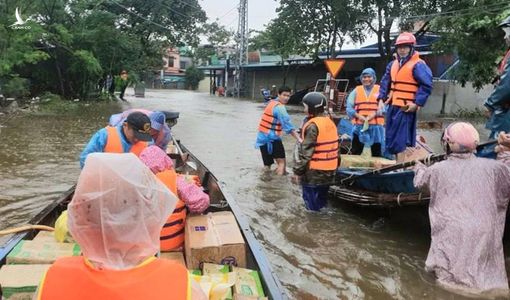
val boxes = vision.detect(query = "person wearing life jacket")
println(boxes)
[292,92,339,211]
[139,146,210,252]
[346,68,385,157]
[110,109,172,150]
[484,15,510,139]
[37,153,207,300]
[255,86,302,175]
[79,112,152,168]
[378,32,433,160]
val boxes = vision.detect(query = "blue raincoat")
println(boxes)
[79,125,154,168]
[379,51,433,154]
[485,50,510,139]
[346,68,385,147]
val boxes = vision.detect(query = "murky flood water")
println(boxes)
[0,89,502,299]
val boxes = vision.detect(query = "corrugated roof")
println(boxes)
[260,55,281,63]
[197,64,227,70]
[321,34,440,59]
[197,34,442,70]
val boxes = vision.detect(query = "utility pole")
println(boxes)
[235,0,248,98]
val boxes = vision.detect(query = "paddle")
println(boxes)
[0,225,54,236]
[340,140,498,185]
[171,136,197,170]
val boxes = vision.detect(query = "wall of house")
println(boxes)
[244,67,324,99]
[180,56,193,70]
[243,60,389,100]
[198,76,211,93]
[201,55,488,114]
[244,66,492,116]
[419,81,492,116]
[163,48,181,74]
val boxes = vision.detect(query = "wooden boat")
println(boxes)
[0,140,286,299]
[287,87,311,105]
[331,139,497,208]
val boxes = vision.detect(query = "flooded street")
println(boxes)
[0,89,499,299]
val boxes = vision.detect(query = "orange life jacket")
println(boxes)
[156,170,187,251]
[258,100,282,136]
[389,52,423,107]
[104,126,148,156]
[39,256,188,300]
[353,85,384,126]
[302,116,339,171]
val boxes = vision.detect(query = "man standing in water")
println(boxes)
[484,15,510,138]
[378,32,433,161]
[293,92,339,211]
[255,86,302,175]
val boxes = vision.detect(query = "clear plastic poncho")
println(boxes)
[68,153,177,270]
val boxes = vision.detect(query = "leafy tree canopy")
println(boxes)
[0,0,206,99]
[430,0,510,89]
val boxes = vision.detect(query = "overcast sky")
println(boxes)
[198,0,377,49]
[199,0,279,32]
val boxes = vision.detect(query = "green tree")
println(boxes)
[193,46,216,66]
[249,30,273,52]
[0,2,50,95]
[354,0,446,62]
[430,0,510,89]
[267,0,446,63]
[0,0,207,99]
[193,21,234,65]
[184,66,204,90]
[201,22,233,52]
[269,0,364,59]
[2,76,30,98]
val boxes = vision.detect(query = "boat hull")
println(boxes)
[0,140,286,300]
[337,168,417,194]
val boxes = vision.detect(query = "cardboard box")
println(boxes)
[185,212,246,270]
[7,240,81,264]
[32,231,56,243]
[160,251,186,266]
[232,267,265,298]
[340,155,396,169]
[0,264,51,299]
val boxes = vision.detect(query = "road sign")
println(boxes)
[324,59,345,78]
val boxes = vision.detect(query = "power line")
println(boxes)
[158,2,198,19]
[402,2,510,21]
[215,5,239,21]
[173,0,202,11]
[349,2,509,23]
[225,14,239,28]
[110,0,175,31]
[110,0,205,31]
